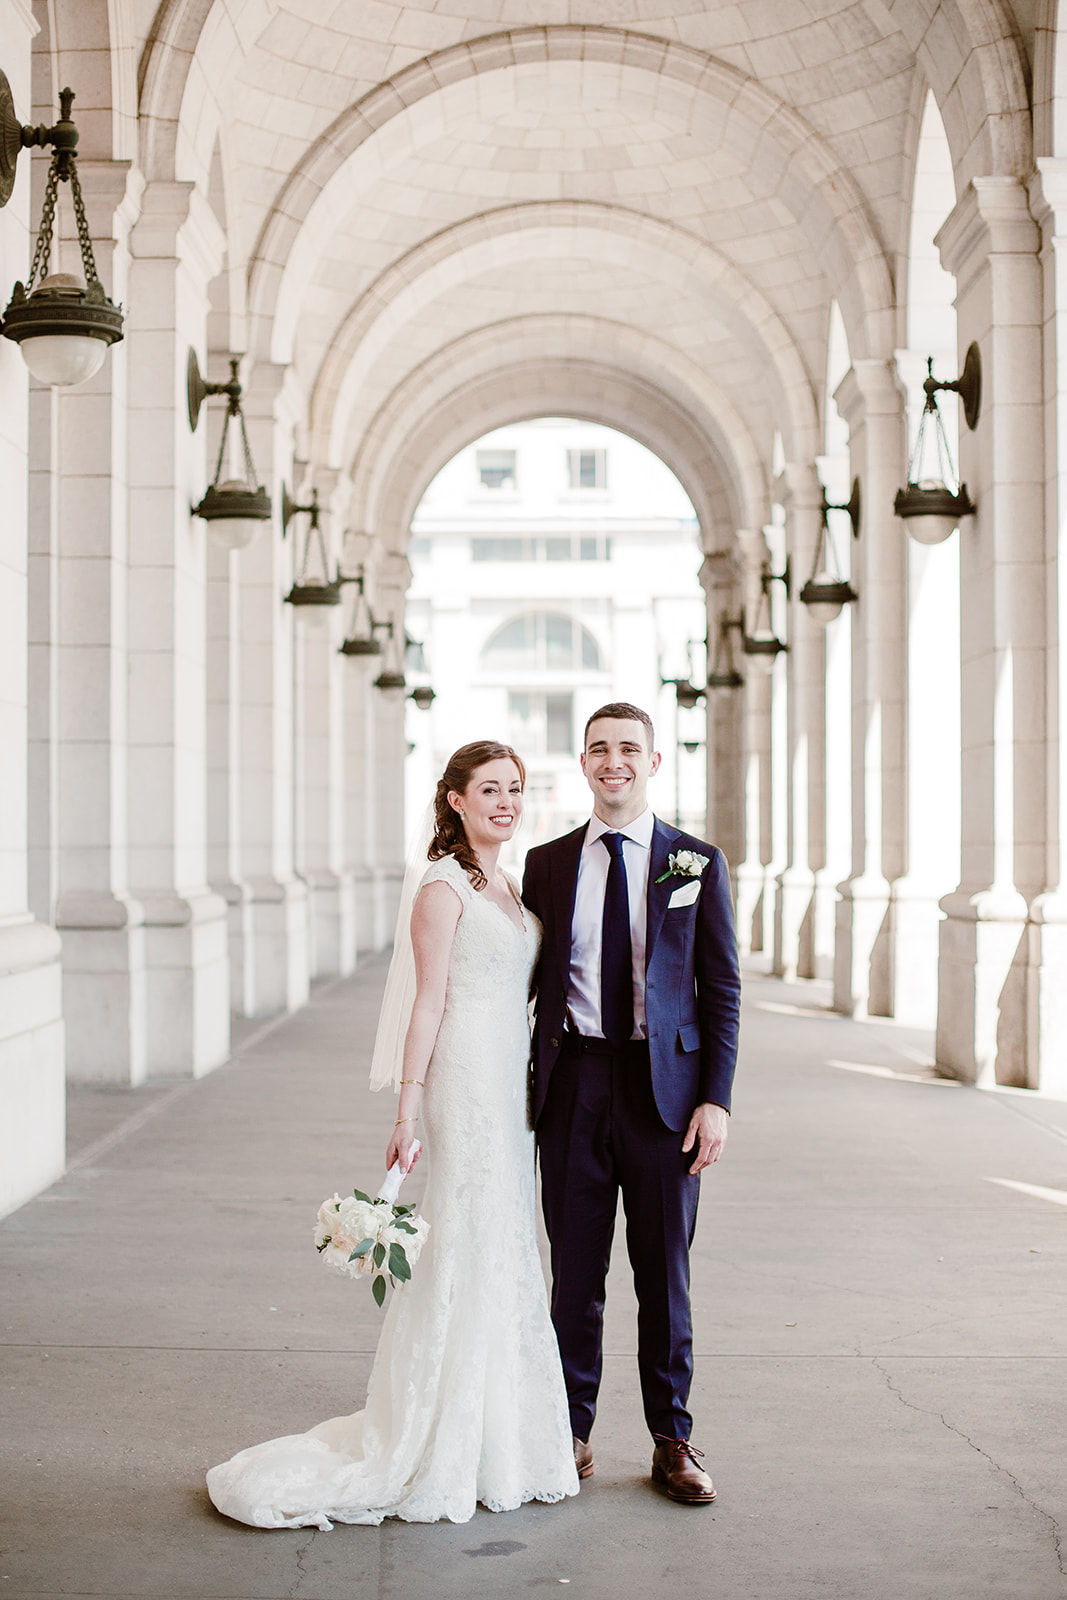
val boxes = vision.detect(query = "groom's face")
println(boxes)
[581,718,661,822]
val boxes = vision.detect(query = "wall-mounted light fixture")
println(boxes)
[338,566,382,656]
[373,616,407,695]
[739,565,788,673]
[894,346,979,545]
[0,76,123,385]
[706,612,744,690]
[409,685,436,711]
[188,351,271,549]
[799,478,860,625]
[282,485,343,606]
[663,677,703,710]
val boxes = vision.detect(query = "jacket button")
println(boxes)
[550,1037,560,1049]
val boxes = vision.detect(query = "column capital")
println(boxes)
[698,548,739,595]
[779,460,824,513]
[935,176,1038,289]
[1030,158,1067,235]
[833,359,901,426]
[129,178,225,285]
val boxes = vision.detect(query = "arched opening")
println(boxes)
[403,418,707,855]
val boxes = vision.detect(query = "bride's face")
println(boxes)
[449,758,524,850]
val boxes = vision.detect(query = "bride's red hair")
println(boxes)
[429,741,526,890]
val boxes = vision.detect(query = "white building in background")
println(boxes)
[404,420,707,860]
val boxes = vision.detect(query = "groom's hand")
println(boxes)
[682,1103,729,1174]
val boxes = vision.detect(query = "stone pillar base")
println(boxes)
[245,876,310,1016]
[355,867,387,954]
[56,892,147,1084]
[138,890,231,1078]
[735,860,769,957]
[833,873,892,1016]
[774,866,815,981]
[304,870,357,980]
[887,879,944,1028]
[212,878,255,1019]
[0,920,65,1218]
[1027,895,1067,1096]
[936,890,1029,1085]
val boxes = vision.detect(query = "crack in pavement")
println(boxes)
[871,1357,1066,1577]
[289,1528,318,1599]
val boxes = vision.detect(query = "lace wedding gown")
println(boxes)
[206,854,579,1527]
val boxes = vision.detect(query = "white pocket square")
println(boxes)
[667,880,701,908]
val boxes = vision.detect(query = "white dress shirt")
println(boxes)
[566,807,654,1039]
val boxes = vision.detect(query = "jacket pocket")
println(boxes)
[677,1023,700,1054]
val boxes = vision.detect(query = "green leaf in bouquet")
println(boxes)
[393,1218,417,1235]
[372,1274,386,1308]
[373,1242,386,1269]
[348,1236,375,1261]
[388,1243,411,1281]
[351,1188,372,1205]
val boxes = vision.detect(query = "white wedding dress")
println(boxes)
[206,854,579,1527]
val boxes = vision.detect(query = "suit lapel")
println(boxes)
[548,824,587,990]
[645,817,681,968]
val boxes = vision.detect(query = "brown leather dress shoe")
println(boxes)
[651,1437,716,1504]
[573,1436,594,1480]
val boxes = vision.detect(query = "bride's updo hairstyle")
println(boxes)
[429,740,526,890]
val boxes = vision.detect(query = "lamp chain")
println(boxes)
[68,161,102,287]
[26,154,60,292]
[25,148,101,294]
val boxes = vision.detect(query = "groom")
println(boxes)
[522,702,740,1504]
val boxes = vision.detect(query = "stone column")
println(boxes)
[0,13,65,1213]
[832,361,907,1017]
[934,179,1044,1086]
[373,554,412,942]
[46,159,149,1083]
[733,529,775,956]
[699,550,743,864]
[890,351,962,1027]
[205,518,254,1015]
[125,180,231,1074]
[292,471,356,979]
[236,364,309,1013]
[1028,162,1067,1095]
[774,463,827,980]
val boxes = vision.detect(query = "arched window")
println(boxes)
[481,611,602,673]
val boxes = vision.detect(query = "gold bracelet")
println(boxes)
[400,1078,425,1087]
[395,1115,418,1125]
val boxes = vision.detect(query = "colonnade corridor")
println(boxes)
[2,960,1065,1600]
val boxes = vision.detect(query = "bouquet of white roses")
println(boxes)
[315,1155,429,1308]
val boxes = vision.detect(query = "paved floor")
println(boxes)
[3,958,1067,1600]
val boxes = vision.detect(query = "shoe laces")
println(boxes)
[653,1434,705,1461]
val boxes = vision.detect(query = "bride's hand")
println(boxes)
[386,1125,421,1175]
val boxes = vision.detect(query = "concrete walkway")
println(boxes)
[3,959,1067,1600]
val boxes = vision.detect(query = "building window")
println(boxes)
[567,448,607,490]
[470,535,611,562]
[482,611,602,673]
[477,449,517,490]
[509,691,574,755]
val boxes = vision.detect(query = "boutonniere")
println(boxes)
[654,849,710,885]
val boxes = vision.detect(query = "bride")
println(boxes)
[206,740,579,1527]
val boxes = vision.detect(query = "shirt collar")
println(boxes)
[585,807,655,851]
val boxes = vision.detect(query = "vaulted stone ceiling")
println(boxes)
[130,0,1034,545]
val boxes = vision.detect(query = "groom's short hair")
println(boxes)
[584,702,655,751]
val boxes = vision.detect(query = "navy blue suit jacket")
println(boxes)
[522,817,741,1133]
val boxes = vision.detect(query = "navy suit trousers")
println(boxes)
[537,1035,701,1442]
